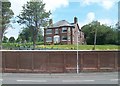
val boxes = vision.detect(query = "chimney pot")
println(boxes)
[74,17,78,23]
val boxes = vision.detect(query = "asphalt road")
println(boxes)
[0,72,119,84]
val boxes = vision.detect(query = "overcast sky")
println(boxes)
[5,0,119,39]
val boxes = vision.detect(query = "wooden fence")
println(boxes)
[1,51,119,73]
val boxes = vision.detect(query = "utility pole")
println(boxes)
[93,27,97,50]
[77,31,79,73]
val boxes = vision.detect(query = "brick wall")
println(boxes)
[1,51,119,73]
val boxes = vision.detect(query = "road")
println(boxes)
[0,72,119,84]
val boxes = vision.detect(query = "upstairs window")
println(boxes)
[55,29,59,34]
[62,27,67,33]
[46,37,52,42]
[68,27,71,33]
[46,29,52,34]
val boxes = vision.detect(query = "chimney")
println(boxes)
[49,19,53,27]
[74,17,78,24]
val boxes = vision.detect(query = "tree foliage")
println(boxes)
[17,27,44,43]
[2,1,14,39]
[0,0,14,49]
[81,21,119,45]
[2,36,8,43]
[17,0,51,49]
[9,37,15,43]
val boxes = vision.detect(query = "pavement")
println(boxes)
[0,72,119,84]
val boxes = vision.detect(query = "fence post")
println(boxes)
[31,51,34,72]
[3,51,6,73]
[63,52,66,73]
[80,52,83,72]
[17,52,20,73]
[115,52,118,71]
[97,52,100,72]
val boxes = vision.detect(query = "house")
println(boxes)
[44,17,85,45]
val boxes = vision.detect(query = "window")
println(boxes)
[68,27,71,33]
[62,36,67,41]
[46,37,52,42]
[62,27,67,33]
[46,29,52,34]
[73,37,74,41]
[55,29,59,34]
[68,36,71,41]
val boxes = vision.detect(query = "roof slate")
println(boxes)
[49,20,75,28]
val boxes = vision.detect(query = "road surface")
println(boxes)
[0,72,119,84]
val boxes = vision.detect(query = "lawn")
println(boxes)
[36,45,119,50]
[2,43,119,50]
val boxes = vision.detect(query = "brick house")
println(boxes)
[44,17,85,45]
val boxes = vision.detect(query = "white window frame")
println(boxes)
[46,29,52,34]
[68,27,71,33]
[46,37,52,42]
[62,27,67,33]
[68,36,71,41]
[55,29,59,34]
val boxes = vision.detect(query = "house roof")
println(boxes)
[48,20,75,28]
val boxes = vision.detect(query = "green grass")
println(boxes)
[36,45,119,50]
[2,42,119,50]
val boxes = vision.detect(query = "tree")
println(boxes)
[0,1,14,49]
[16,36,22,43]
[2,36,8,43]
[18,27,33,43]
[18,27,43,43]
[9,37,15,43]
[81,21,118,45]
[17,0,51,49]
[37,34,43,42]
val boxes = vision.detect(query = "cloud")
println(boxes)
[98,19,117,26]
[9,0,69,16]
[79,12,116,28]
[43,0,69,11]
[9,0,30,16]
[80,0,118,10]
[79,12,95,28]
[101,0,115,10]
[86,12,95,22]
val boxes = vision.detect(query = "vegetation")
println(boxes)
[0,0,14,49]
[8,37,15,43]
[2,42,44,50]
[2,36,8,43]
[1,1,119,50]
[81,21,119,45]
[17,0,51,49]
[17,27,43,43]
[2,43,119,50]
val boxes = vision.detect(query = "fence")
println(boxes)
[1,51,119,73]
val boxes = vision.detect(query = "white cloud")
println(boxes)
[79,12,96,28]
[43,0,69,11]
[87,12,95,22]
[79,12,116,28]
[81,0,118,10]
[98,19,117,26]
[9,0,30,16]
[101,0,114,10]
[9,0,69,16]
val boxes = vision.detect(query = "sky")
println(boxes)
[5,0,119,39]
